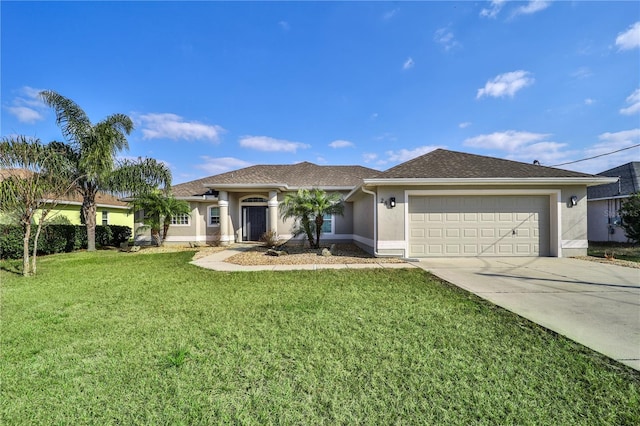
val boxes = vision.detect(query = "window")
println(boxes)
[208,207,220,226]
[243,197,268,203]
[101,211,108,225]
[171,213,190,225]
[321,214,333,234]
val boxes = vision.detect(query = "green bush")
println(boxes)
[0,224,132,259]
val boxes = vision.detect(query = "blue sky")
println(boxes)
[2,1,639,183]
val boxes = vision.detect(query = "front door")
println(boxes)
[242,206,267,241]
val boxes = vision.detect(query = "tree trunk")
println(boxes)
[162,220,170,247]
[31,210,50,276]
[314,216,324,249]
[151,227,161,247]
[82,194,97,251]
[302,215,315,248]
[22,221,31,277]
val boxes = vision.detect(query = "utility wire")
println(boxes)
[551,143,640,167]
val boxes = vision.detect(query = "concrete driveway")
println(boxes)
[412,257,640,371]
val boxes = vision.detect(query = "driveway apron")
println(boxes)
[412,257,640,371]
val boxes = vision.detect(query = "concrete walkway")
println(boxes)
[190,245,416,272]
[412,257,640,371]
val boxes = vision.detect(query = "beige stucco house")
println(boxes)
[161,149,615,258]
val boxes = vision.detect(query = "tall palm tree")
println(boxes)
[279,188,344,248]
[40,90,171,251]
[128,191,190,246]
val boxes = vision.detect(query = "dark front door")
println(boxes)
[243,206,267,241]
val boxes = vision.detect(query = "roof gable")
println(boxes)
[373,149,598,179]
[587,162,640,199]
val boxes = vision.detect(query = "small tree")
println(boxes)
[129,191,190,246]
[0,136,74,276]
[279,188,344,249]
[619,192,640,244]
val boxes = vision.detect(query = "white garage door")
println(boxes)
[409,195,550,257]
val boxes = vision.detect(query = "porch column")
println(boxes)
[268,191,279,234]
[218,191,230,246]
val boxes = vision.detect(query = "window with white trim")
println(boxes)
[208,206,220,226]
[171,213,190,225]
[321,214,333,234]
[101,211,108,225]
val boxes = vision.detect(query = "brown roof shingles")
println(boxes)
[372,149,598,179]
[172,162,379,197]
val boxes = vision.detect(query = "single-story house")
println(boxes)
[166,149,615,258]
[587,162,639,243]
[0,168,133,228]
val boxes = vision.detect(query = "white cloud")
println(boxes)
[239,135,310,153]
[402,57,414,70]
[507,141,573,166]
[480,0,506,19]
[434,27,461,51]
[620,88,640,115]
[565,129,640,173]
[329,139,354,149]
[477,70,534,99]
[385,145,443,163]
[464,130,551,152]
[278,21,290,31]
[382,9,398,21]
[136,113,224,142]
[5,86,47,123]
[584,98,595,106]
[512,1,551,17]
[571,67,592,80]
[195,156,252,175]
[459,122,472,129]
[615,21,640,51]
[6,106,43,124]
[370,112,379,120]
[362,153,378,163]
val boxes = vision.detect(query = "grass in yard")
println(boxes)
[1,251,639,424]
[589,241,640,262]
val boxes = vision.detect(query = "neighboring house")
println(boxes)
[587,162,639,243]
[166,149,614,258]
[0,168,133,227]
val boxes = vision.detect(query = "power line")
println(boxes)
[551,143,640,167]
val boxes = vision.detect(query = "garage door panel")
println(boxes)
[409,195,549,257]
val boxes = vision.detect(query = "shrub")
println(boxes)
[0,224,132,259]
[619,193,640,244]
[260,230,282,248]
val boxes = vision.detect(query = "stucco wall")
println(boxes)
[587,198,629,243]
[351,192,374,254]
[371,184,592,257]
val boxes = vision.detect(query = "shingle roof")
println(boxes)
[587,162,640,199]
[371,149,599,179]
[172,162,379,197]
[0,168,128,207]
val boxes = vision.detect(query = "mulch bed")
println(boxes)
[225,243,406,265]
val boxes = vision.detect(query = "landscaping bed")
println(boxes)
[225,243,405,265]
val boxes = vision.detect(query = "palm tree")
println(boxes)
[308,188,344,248]
[128,191,190,246]
[279,188,344,249]
[0,136,74,275]
[280,189,315,248]
[40,90,171,251]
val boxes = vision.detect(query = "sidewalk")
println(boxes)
[190,244,416,271]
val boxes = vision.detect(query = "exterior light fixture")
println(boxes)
[389,197,396,208]
[570,195,578,206]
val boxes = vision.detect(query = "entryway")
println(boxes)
[242,206,267,241]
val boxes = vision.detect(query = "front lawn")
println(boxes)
[1,251,639,424]
[588,241,640,263]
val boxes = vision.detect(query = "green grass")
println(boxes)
[589,241,640,262]
[2,251,639,424]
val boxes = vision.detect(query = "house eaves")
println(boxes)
[203,183,289,191]
[361,177,618,186]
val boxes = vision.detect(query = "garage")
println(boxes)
[408,195,550,257]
